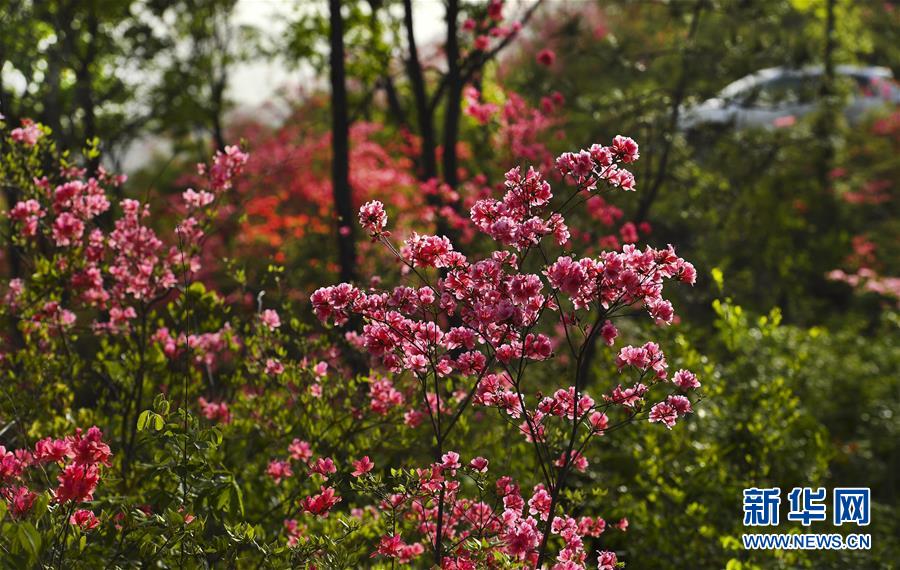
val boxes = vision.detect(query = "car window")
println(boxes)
[754,75,819,107]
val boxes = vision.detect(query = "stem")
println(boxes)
[535,308,606,566]
[122,305,147,486]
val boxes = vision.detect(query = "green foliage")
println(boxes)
[589,295,898,568]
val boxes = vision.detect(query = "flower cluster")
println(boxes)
[556,136,639,190]
[463,86,565,171]
[365,452,625,568]
[9,119,43,146]
[1,427,111,526]
[266,439,345,518]
[462,0,522,53]
[2,132,247,340]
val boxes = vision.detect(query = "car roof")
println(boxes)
[720,65,894,97]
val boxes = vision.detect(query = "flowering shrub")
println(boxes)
[312,135,698,567]
[234,116,419,259]
[0,110,698,567]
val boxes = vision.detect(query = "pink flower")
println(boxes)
[9,199,44,237]
[528,485,553,520]
[469,457,489,473]
[611,135,640,163]
[359,200,388,237]
[267,460,293,484]
[301,486,341,516]
[474,35,490,51]
[402,233,455,268]
[619,221,638,244]
[441,451,461,473]
[351,456,374,477]
[310,457,337,478]
[536,48,556,66]
[55,463,100,503]
[589,411,609,434]
[649,395,692,429]
[599,320,618,346]
[265,358,284,375]
[597,550,618,570]
[198,397,231,424]
[373,534,424,563]
[10,119,42,146]
[0,447,26,480]
[555,450,588,472]
[369,377,404,414]
[464,87,499,125]
[374,534,404,558]
[3,486,36,518]
[205,145,249,192]
[183,188,215,208]
[260,309,281,330]
[69,509,100,530]
[288,439,312,462]
[673,369,700,390]
[52,212,85,247]
[648,401,678,429]
[34,437,73,464]
[284,518,303,547]
[667,394,692,415]
[487,0,503,20]
[616,342,668,379]
[70,426,112,466]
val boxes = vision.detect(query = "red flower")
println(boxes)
[351,456,374,477]
[536,48,556,66]
[70,509,100,531]
[301,486,341,517]
[55,463,100,503]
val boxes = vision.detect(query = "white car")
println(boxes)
[679,65,900,130]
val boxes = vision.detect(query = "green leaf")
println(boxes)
[153,393,170,415]
[16,522,41,559]
[137,410,163,431]
[137,410,153,431]
[230,481,245,517]
[711,267,724,291]
[32,493,49,519]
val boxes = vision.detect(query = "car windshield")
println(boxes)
[727,72,868,108]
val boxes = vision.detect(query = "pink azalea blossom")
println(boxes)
[351,456,374,477]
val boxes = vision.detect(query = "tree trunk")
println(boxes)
[77,1,100,177]
[441,0,461,190]
[402,0,437,181]
[633,0,704,224]
[816,0,837,189]
[329,0,357,283]
[382,75,407,128]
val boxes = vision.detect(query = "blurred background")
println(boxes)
[1,0,898,567]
